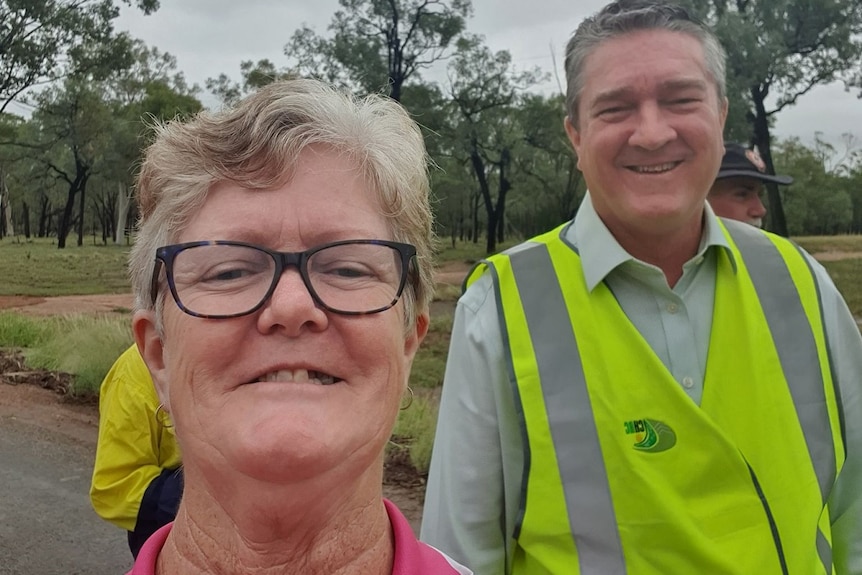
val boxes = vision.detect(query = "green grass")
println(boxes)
[410,313,454,390]
[0,312,132,396]
[820,258,862,318]
[0,313,52,347]
[0,237,131,296]
[391,390,441,473]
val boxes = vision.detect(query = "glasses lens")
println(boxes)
[307,243,404,313]
[171,244,275,317]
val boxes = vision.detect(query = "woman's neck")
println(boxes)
[155,469,394,574]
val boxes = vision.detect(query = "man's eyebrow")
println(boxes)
[658,78,710,93]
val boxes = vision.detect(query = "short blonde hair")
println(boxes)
[129,79,434,329]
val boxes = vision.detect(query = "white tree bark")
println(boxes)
[115,182,131,244]
[0,171,14,237]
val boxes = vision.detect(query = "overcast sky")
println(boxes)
[114,0,861,151]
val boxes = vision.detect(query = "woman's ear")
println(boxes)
[132,311,171,410]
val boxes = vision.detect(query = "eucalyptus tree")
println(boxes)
[284,0,472,101]
[684,0,862,236]
[445,35,543,254]
[26,78,113,247]
[0,0,159,113]
[773,137,853,235]
[206,59,296,108]
[514,93,585,237]
[14,38,200,248]
[102,40,201,243]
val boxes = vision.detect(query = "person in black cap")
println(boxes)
[708,142,793,228]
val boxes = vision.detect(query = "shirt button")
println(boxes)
[682,376,694,389]
[666,302,679,314]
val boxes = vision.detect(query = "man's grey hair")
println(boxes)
[564,0,727,127]
[129,78,435,332]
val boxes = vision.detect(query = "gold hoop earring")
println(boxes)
[155,404,174,428]
[400,386,414,411]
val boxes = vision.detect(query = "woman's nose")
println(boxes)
[256,269,329,336]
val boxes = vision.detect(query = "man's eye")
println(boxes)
[667,97,701,109]
[599,106,626,115]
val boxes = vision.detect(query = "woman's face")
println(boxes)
[135,147,428,487]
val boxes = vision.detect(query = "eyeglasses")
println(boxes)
[150,239,416,319]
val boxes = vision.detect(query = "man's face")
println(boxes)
[708,176,767,228]
[565,30,728,239]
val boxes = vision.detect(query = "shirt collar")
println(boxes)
[570,192,736,292]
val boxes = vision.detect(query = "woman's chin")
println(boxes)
[218,432,378,486]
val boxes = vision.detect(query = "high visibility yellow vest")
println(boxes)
[469,219,845,574]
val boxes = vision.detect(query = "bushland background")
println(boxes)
[2,0,862,542]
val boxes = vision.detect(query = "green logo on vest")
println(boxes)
[624,418,676,453]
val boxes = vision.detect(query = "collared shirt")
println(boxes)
[128,499,471,575]
[420,194,862,575]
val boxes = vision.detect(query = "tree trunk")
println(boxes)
[76,175,88,247]
[750,85,788,237]
[495,149,511,246]
[468,145,498,254]
[22,201,30,238]
[116,182,130,244]
[0,171,12,238]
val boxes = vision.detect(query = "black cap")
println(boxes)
[716,143,793,185]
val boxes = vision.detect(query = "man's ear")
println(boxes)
[132,311,170,410]
[564,116,583,171]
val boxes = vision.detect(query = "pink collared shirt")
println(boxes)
[128,499,470,574]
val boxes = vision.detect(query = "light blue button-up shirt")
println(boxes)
[420,194,862,575]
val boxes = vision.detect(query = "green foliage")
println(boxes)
[1,33,200,247]
[0,238,130,296]
[0,0,159,113]
[284,0,473,101]
[24,314,131,396]
[410,313,454,390]
[688,0,862,236]
[0,313,51,347]
[391,391,440,473]
[206,59,295,107]
[775,138,855,235]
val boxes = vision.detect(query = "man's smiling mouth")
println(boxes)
[629,161,681,174]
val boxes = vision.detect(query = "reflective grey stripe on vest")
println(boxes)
[723,220,835,572]
[507,242,627,575]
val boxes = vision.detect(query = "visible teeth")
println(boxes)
[258,369,337,385]
[633,162,677,174]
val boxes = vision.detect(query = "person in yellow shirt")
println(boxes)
[90,344,182,558]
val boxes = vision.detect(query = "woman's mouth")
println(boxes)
[253,369,341,386]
